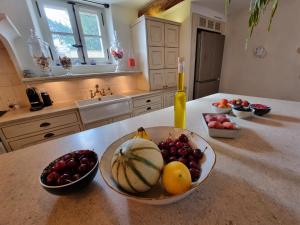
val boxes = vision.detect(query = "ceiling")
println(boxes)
[87,0,250,12]
[192,0,250,14]
[88,0,152,8]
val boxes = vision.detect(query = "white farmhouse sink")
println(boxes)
[76,95,132,124]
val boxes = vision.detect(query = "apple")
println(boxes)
[223,122,235,129]
[242,100,250,107]
[206,117,218,123]
[208,121,224,129]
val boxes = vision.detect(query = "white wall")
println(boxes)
[220,0,300,101]
[0,0,138,74]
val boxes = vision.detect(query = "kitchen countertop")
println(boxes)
[0,93,299,225]
[0,88,175,125]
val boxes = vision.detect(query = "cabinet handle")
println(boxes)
[44,133,55,139]
[40,122,51,127]
[147,107,152,111]
[146,99,151,103]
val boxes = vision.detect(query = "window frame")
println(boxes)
[34,0,110,65]
[74,4,110,64]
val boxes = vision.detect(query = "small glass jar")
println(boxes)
[27,29,52,75]
[110,31,124,72]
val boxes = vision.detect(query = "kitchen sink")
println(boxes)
[76,95,133,124]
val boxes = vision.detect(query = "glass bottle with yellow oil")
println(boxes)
[174,57,186,128]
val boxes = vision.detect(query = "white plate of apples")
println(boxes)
[201,113,240,139]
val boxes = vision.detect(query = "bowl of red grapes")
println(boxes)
[250,104,271,116]
[158,134,204,182]
[40,150,98,195]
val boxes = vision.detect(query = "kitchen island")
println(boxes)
[0,93,299,225]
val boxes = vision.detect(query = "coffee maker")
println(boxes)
[26,87,44,111]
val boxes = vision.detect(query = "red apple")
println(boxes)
[223,122,235,129]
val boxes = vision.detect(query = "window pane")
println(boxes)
[52,34,78,58]
[44,6,73,33]
[84,37,104,58]
[79,11,101,36]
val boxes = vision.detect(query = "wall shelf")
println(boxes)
[22,70,142,84]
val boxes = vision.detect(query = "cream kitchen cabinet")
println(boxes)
[131,16,180,91]
[165,24,180,47]
[164,69,177,88]
[147,20,164,46]
[148,47,164,69]
[149,70,165,90]
[163,90,176,108]
[165,48,179,68]
[0,109,83,152]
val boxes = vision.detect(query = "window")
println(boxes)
[35,0,109,65]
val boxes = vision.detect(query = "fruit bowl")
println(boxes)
[100,126,216,205]
[232,107,254,119]
[250,104,271,116]
[211,99,232,114]
[211,104,231,114]
[40,150,99,195]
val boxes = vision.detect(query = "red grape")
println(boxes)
[72,173,81,181]
[46,171,59,185]
[189,168,201,182]
[57,173,72,185]
[193,149,203,160]
[53,160,67,171]
[189,160,199,169]
[66,159,78,169]
[178,157,188,166]
[178,148,188,156]
[169,156,177,162]
[161,149,169,159]
[80,157,89,165]
[175,141,184,149]
[170,146,177,156]
[179,134,189,143]
[77,163,89,174]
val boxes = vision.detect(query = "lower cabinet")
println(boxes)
[0,110,83,152]
[163,91,176,108]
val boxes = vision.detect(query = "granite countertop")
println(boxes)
[0,88,175,125]
[0,93,299,225]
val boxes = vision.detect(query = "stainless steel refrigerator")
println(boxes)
[193,30,225,99]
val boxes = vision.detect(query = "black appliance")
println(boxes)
[41,92,53,107]
[26,87,44,111]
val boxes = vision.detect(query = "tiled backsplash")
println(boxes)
[0,40,142,109]
[33,75,140,103]
[0,41,28,109]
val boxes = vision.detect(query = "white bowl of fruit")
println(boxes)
[211,99,232,114]
[100,127,216,205]
[202,113,240,138]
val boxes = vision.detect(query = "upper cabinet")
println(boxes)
[148,47,165,69]
[147,20,165,46]
[132,16,180,91]
[165,24,179,47]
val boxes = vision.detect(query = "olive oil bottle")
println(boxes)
[174,57,186,128]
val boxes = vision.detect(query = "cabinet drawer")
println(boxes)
[2,112,79,139]
[133,104,162,116]
[133,95,163,108]
[9,125,81,151]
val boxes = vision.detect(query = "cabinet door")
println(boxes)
[165,48,178,68]
[148,47,164,69]
[164,69,177,88]
[164,91,176,108]
[165,24,179,47]
[150,70,165,90]
[147,20,164,46]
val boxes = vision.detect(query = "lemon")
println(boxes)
[162,161,192,195]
